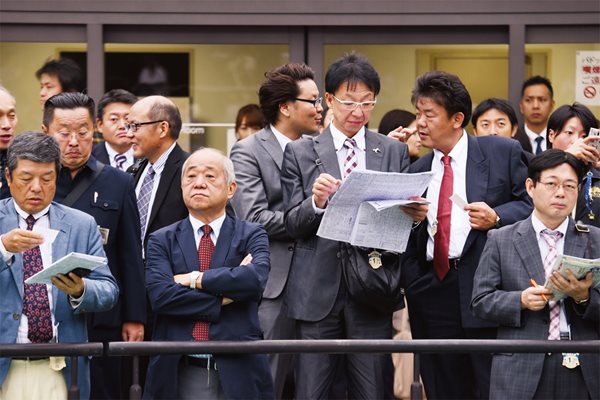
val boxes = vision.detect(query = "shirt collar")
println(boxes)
[524,124,547,142]
[149,142,177,175]
[432,129,469,164]
[189,213,226,242]
[531,212,569,239]
[104,142,134,161]
[13,200,51,221]
[270,124,293,151]
[330,122,366,152]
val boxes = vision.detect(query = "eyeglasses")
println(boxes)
[125,120,163,133]
[538,180,579,194]
[331,94,377,111]
[294,97,323,108]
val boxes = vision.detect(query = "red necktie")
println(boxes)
[23,215,53,343]
[192,225,214,341]
[433,155,453,280]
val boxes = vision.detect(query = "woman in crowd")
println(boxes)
[235,103,265,141]
[380,108,422,163]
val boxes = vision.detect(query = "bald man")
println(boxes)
[0,86,17,200]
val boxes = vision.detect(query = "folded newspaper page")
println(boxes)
[316,170,433,253]
[25,252,107,285]
[544,254,600,300]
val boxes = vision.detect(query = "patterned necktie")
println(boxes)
[192,225,215,341]
[137,166,155,242]
[343,138,358,179]
[23,215,53,343]
[114,153,127,170]
[540,229,563,340]
[433,155,453,280]
[535,136,544,155]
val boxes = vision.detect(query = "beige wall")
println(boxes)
[2,42,598,150]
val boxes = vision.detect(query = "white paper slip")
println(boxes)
[35,227,59,244]
[25,252,107,285]
[450,193,468,210]
[367,199,430,212]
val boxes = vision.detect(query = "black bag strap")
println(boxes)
[62,161,106,207]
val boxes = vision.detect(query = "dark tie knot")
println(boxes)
[202,224,212,237]
[147,165,155,177]
[25,214,36,231]
[535,136,544,144]
[541,229,563,247]
[344,138,357,150]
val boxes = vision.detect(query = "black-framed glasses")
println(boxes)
[294,97,323,108]
[125,120,163,132]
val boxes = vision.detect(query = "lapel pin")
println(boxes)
[372,148,381,154]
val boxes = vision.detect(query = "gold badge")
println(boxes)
[591,186,600,198]
[368,250,382,269]
[562,353,580,369]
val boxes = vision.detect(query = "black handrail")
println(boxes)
[1,340,598,400]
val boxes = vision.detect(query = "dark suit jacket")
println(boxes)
[144,215,273,400]
[281,127,410,322]
[514,125,533,154]
[230,127,295,299]
[132,143,190,250]
[0,150,9,200]
[575,168,600,227]
[55,156,146,332]
[472,217,600,399]
[402,134,532,328]
[92,141,111,165]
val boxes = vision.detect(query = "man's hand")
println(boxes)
[464,202,498,230]
[122,322,145,342]
[549,270,593,303]
[521,286,553,311]
[312,173,341,209]
[387,126,417,143]
[1,229,44,253]
[240,254,252,266]
[400,197,429,222]
[565,136,600,168]
[51,272,85,297]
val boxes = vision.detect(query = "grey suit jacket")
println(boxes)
[0,199,119,399]
[281,127,410,321]
[230,127,295,299]
[472,217,600,399]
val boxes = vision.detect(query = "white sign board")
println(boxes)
[576,51,600,106]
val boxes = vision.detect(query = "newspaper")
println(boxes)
[25,252,107,285]
[316,170,433,252]
[544,254,600,300]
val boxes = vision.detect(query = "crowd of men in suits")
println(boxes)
[0,51,598,400]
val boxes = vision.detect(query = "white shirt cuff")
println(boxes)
[0,235,15,263]
[311,196,326,215]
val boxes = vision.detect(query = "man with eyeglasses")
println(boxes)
[92,89,139,172]
[472,149,600,399]
[42,92,146,399]
[230,62,322,398]
[281,52,427,399]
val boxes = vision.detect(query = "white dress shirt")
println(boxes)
[189,213,226,248]
[104,142,135,171]
[426,130,471,260]
[270,124,293,152]
[524,125,548,153]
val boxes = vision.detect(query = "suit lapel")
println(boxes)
[313,129,342,180]
[365,130,384,171]
[0,201,24,298]
[148,145,183,228]
[465,135,489,203]
[48,203,71,311]
[515,217,546,284]
[175,219,199,273]
[564,219,588,258]
[256,127,284,170]
[212,216,234,269]
[132,159,149,185]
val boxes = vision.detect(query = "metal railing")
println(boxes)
[1,340,599,400]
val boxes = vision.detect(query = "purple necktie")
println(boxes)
[22,214,53,343]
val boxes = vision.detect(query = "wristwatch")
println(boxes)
[189,271,201,289]
[574,297,589,305]
[495,215,502,229]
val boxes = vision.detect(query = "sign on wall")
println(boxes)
[576,51,600,106]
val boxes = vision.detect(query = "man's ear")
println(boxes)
[5,168,11,187]
[452,112,465,129]
[41,124,48,134]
